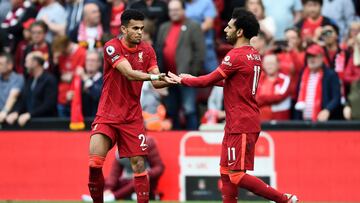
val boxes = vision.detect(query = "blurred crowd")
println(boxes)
[0,0,359,130]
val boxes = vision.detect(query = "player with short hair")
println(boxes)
[168,8,298,203]
[87,9,175,203]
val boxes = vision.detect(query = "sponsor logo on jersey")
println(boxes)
[106,46,115,56]
[222,55,232,66]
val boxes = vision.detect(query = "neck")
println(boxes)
[234,38,250,48]
[326,43,337,51]
[267,73,277,80]
[33,67,43,78]
[122,38,136,48]
[310,14,321,21]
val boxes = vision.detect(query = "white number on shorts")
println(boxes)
[227,147,236,161]
[252,65,261,95]
[138,134,147,147]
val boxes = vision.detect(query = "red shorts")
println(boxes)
[91,116,148,158]
[220,132,259,171]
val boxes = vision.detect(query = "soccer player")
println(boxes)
[87,9,175,203]
[168,8,298,203]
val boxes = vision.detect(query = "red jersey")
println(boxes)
[96,38,158,123]
[57,45,86,104]
[217,46,262,133]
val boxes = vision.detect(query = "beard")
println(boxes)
[226,32,237,45]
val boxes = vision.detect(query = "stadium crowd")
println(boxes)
[0,0,360,129]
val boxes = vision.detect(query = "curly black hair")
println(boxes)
[232,8,260,39]
[121,9,145,27]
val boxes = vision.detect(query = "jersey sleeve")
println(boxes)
[147,46,158,72]
[103,43,126,68]
[217,51,240,78]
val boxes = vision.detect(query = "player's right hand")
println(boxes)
[159,73,178,84]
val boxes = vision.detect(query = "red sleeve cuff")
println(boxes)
[111,57,126,68]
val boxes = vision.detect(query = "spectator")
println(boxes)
[74,50,103,117]
[295,44,341,121]
[0,0,37,52]
[52,35,86,117]
[245,0,276,41]
[256,54,291,121]
[0,52,24,123]
[141,81,172,131]
[343,21,360,49]
[284,27,306,107]
[322,0,356,39]
[317,24,345,76]
[22,20,54,75]
[296,0,335,45]
[36,0,67,42]
[343,33,360,120]
[81,136,165,202]
[262,0,302,39]
[201,86,225,124]
[14,18,35,74]
[70,3,105,50]
[250,31,267,56]
[109,0,126,37]
[129,0,169,41]
[156,0,205,129]
[65,0,110,37]
[185,0,217,73]
[285,27,305,71]
[5,51,57,126]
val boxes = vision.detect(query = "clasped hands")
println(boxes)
[158,72,194,84]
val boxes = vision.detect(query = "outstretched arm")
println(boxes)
[168,69,225,87]
[115,59,164,81]
[149,67,177,88]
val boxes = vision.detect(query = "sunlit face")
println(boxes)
[25,54,35,74]
[263,55,279,76]
[0,57,8,75]
[285,30,301,50]
[303,1,321,19]
[121,20,144,45]
[322,25,338,45]
[246,0,263,19]
[85,52,101,75]
[168,0,184,22]
[30,25,46,45]
[307,54,323,71]
[224,19,238,45]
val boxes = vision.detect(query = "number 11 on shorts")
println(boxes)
[228,147,236,161]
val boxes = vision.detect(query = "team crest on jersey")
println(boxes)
[224,56,231,62]
[106,46,115,56]
[138,52,143,62]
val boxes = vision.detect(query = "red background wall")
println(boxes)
[0,130,359,202]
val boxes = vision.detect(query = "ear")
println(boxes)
[120,25,127,34]
[236,29,243,38]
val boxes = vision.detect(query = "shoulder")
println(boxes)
[104,38,121,55]
[104,38,119,47]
